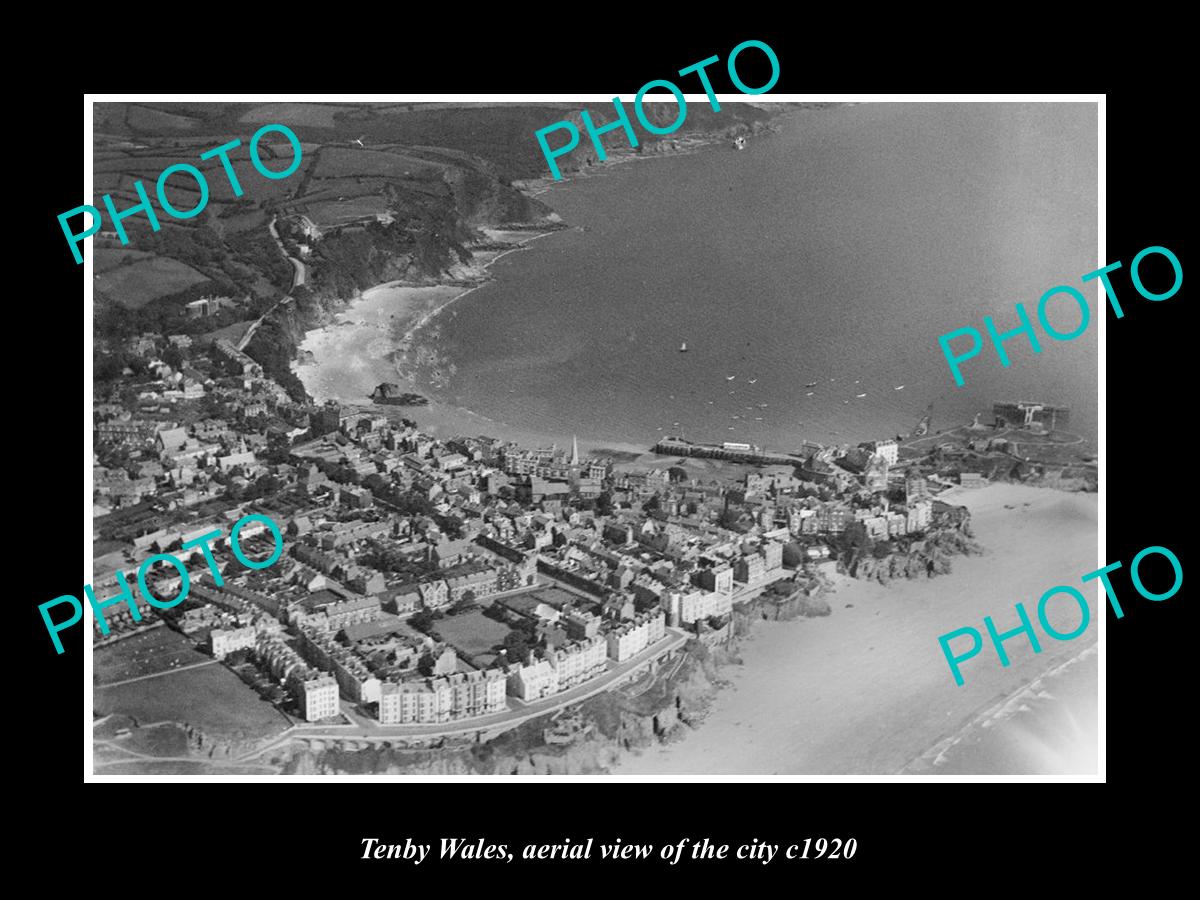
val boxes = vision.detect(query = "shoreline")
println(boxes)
[293,225,619,451]
[292,125,787,454]
[609,482,1100,775]
[902,642,1098,774]
[378,226,568,351]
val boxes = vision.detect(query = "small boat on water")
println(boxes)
[726,375,736,381]
[894,385,905,391]
[679,341,688,352]
[748,378,758,384]
[805,382,818,388]
[805,391,814,397]
[856,392,867,398]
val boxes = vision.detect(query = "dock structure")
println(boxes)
[652,437,802,467]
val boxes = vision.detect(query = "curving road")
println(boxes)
[267,215,308,291]
[239,629,689,757]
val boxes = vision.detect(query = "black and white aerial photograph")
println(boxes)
[86,98,1100,777]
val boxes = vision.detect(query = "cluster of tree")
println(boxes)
[498,617,539,665]
[593,491,615,517]
[233,658,288,705]
[243,317,309,404]
[408,608,443,634]
[233,473,284,502]
[94,348,149,382]
[448,593,477,615]
[718,507,746,530]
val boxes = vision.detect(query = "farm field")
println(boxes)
[94,255,210,308]
[94,626,209,685]
[94,661,291,741]
[94,246,155,272]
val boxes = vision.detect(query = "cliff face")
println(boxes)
[243,157,557,403]
[839,524,984,585]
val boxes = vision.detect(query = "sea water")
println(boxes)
[418,103,1099,449]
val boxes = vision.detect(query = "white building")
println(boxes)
[605,610,665,662]
[297,674,340,722]
[507,658,559,701]
[210,625,256,658]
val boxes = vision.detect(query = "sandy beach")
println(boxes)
[612,482,1100,775]
[292,228,651,455]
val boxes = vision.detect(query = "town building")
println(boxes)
[605,610,666,662]
[209,625,256,658]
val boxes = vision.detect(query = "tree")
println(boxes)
[226,648,252,667]
[503,630,531,663]
[409,610,435,634]
[162,345,185,370]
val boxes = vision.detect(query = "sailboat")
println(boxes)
[679,341,688,352]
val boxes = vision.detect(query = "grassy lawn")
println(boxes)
[95,662,290,742]
[94,255,210,308]
[432,609,512,661]
[94,626,210,685]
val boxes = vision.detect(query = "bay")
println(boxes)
[420,102,1098,449]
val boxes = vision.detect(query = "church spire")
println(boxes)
[571,434,580,465]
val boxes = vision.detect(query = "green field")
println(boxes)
[433,610,511,662]
[94,247,155,272]
[94,255,210,308]
[94,626,210,685]
[238,102,359,128]
[306,197,390,229]
[314,146,443,179]
[94,662,291,741]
